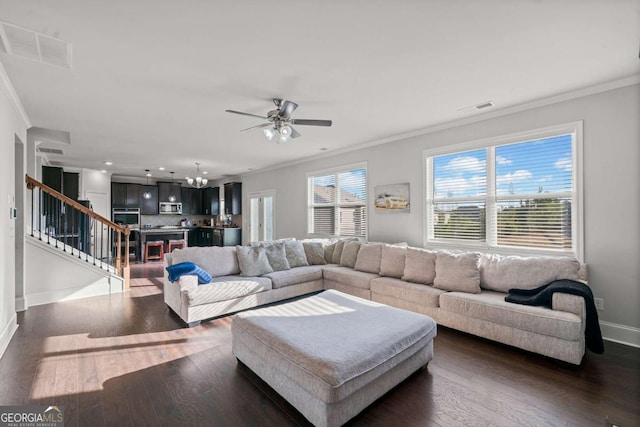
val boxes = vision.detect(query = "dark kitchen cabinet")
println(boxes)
[181,187,202,215]
[63,172,79,200]
[111,183,141,209]
[224,182,242,215]
[42,166,64,192]
[201,187,219,216]
[139,185,158,215]
[42,166,64,219]
[198,228,215,246]
[188,228,199,247]
[158,182,182,203]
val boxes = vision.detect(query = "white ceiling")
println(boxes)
[1,0,638,181]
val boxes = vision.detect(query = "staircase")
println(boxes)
[24,175,130,303]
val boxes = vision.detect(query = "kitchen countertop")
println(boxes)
[135,227,190,234]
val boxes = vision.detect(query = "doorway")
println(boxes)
[249,190,275,242]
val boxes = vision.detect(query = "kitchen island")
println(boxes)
[134,227,190,262]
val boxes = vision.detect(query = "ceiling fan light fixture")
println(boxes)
[263,127,277,141]
[280,124,292,137]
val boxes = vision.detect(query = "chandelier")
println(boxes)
[186,162,208,189]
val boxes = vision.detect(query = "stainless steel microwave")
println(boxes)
[159,202,182,214]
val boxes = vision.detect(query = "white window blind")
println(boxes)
[426,123,582,258]
[308,165,367,237]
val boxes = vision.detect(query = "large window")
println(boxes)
[425,122,583,259]
[308,164,367,237]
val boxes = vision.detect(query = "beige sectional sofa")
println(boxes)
[163,239,588,364]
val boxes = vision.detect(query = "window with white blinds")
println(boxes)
[308,164,367,238]
[425,122,583,259]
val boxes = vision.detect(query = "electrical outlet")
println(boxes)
[594,297,604,311]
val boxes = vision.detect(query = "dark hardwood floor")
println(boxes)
[1,261,638,426]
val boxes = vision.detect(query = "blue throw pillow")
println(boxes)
[166,262,212,284]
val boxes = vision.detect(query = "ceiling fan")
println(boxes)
[225,99,332,143]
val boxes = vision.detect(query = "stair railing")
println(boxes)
[25,174,130,289]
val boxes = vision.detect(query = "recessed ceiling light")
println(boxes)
[104,161,112,165]
[146,172,152,177]
[158,167,165,171]
[202,171,208,175]
[100,169,107,173]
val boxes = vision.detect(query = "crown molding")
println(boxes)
[242,74,640,178]
[0,60,31,129]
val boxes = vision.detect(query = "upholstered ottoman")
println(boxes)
[231,290,437,427]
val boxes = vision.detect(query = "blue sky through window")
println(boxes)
[434,135,572,198]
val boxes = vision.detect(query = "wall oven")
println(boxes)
[159,202,182,215]
[112,208,141,227]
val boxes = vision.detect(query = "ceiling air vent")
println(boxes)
[0,21,72,69]
[457,101,495,114]
[37,147,65,155]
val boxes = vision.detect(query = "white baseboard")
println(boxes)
[0,313,19,359]
[15,296,27,312]
[26,276,124,307]
[600,320,640,348]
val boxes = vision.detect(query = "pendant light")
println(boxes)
[142,169,152,199]
[168,171,177,202]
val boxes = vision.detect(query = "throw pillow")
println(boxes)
[262,242,291,271]
[236,245,274,277]
[285,240,309,268]
[401,247,437,284]
[166,261,212,284]
[324,242,337,264]
[479,254,581,292]
[354,243,383,274]
[379,244,407,278]
[303,242,327,265]
[433,251,481,293]
[331,240,347,264]
[339,241,361,268]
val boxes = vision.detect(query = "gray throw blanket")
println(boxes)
[505,279,604,354]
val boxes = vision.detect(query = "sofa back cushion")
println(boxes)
[401,247,437,285]
[284,240,309,268]
[480,254,581,292]
[340,241,361,268]
[171,246,240,277]
[433,251,481,293]
[236,245,274,277]
[354,243,383,273]
[262,241,291,271]
[379,244,407,278]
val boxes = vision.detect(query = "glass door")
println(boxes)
[249,190,275,242]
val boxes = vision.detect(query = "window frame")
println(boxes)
[424,121,584,261]
[307,162,368,239]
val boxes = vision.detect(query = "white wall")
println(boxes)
[242,84,640,343]
[0,64,29,357]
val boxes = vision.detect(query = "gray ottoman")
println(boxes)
[231,290,437,427]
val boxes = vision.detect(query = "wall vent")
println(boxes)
[458,101,495,114]
[37,147,65,155]
[0,21,72,69]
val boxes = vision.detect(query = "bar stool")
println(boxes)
[166,239,186,253]
[145,241,164,262]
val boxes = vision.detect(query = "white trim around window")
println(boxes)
[423,121,584,261]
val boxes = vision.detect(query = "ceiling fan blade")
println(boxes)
[278,100,299,118]
[240,123,272,132]
[225,110,268,120]
[290,126,301,138]
[289,119,332,127]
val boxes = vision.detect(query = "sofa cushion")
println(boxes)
[171,246,240,277]
[185,275,272,307]
[370,277,445,308]
[263,266,324,289]
[433,251,481,293]
[354,243,383,274]
[303,241,327,265]
[401,247,437,285]
[285,241,309,268]
[324,242,337,264]
[439,290,582,341]
[379,244,407,278]
[322,265,379,290]
[263,242,291,271]
[340,241,361,268]
[480,254,581,292]
[236,246,274,277]
[331,240,347,264]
